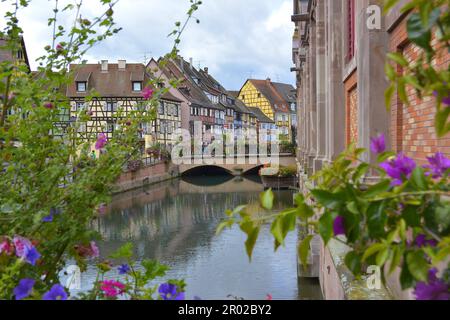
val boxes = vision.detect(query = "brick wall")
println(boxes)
[389,17,450,164]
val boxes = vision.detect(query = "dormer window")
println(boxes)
[193,77,201,85]
[76,82,87,92]
[132,81,142,92]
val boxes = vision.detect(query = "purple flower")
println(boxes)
[333,216,346,236]
[25,247,41,266]
[13,236,41,266]
[14,279,35,300]
[118,264,130,275]
[434,90,450,106]
[415,234,438,248]
[44,102,54,109]
[42,284,68,300]
[95,133,107,150]
[380,153,416,186]
[158,283,185,300]
[414,269,449,300]
[423,152,450,179]
[42,211,54,222]
[56,43,64,52]
[370,133,386,154]
[142,87,154,100]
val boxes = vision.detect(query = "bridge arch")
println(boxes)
[180,165,233,177]
[242,164,264,176]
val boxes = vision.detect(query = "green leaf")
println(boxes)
[400,260,415,290]
[385,62,396,81]
[364,180,391,198]
[310,189,343,210]
[345,251,362,276]
[352,163,370,182]
[346,201,359,215]
[435,107,450,138]
[383,0,400,14]
[240,220,260,260]
[406,251,429,282]
[367,201,387,239]
[110,242,133,259]
[260,189,274,210]
[397,77,408,104]
[410,167,428,191]
[402,205,421,227]
[270,210,296,249]
[377,151,396,163]
[142,259,169,280]
[362,243,386,262]
[376,247,390,266]
[407,13,432,52]
[387,52,409,67]
[299,235,313,270]
[295,194,315,220]
[216,219,234,235]
[318,211,334,245]
[389,246,403,275]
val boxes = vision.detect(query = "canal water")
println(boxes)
[66,175,322,300]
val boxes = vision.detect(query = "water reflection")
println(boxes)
[77,176,322,300]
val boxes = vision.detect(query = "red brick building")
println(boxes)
[387,3,450,164]
[291,0,449,300]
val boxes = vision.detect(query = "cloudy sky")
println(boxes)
[1,0,295,90]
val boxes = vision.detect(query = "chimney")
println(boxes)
[266,77,271,82]
[118,60,126,70]
[204,67,208,74]
[101,60,108,72]
[179,56,184,71]
[189,57,193,70]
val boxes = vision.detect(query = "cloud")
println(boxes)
[0,0,295,89]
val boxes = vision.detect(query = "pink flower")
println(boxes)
[142,87,153,100]
[56,43,64,52]
[13,236,33,258]
[95,133,107,150]
[100,280,126,298]
[97,203,107,216]
[74,241,99,259]
[44,102,54,109]
[90,241,100,258]
[0,240,14,256]
[266,294,273,300]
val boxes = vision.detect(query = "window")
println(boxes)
[205,91,219,103]
[76,82,87,92]
[158,102,165,115]
[16,50,23,60]
[76,102,86,111]
[132,81,142,92]
[291,103,296,111]
[241,95,245,100]
[106,102,117,112]
[257,93,261,98]
[167,103,178,117]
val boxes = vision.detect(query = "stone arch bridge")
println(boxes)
[178,155,296,176]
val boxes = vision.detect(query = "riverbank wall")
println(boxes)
[113,162,180,194]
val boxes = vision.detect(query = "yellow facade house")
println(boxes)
[238,79,297,142]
